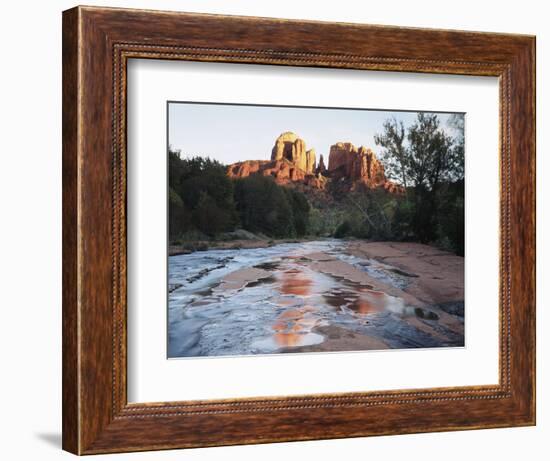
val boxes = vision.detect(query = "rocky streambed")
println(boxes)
[168,240,464,358]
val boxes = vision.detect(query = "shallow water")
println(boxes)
[168,240,462,358]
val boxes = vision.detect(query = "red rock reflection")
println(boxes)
[349,290,390,315]
[271,307,318,347]
[280,269,313,296]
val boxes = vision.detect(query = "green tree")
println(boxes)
[284,188,310,237]
[340,186,398,240]
[375,113,464,243]
[375,113,463,191]
[193,192,233,237]
[334,220,352,238]
[447,113,465,181]
[169,187,192,239]
[374,117,408,190]
[234,176,294,237]
[436,180,465,255]
[168,150,238,240]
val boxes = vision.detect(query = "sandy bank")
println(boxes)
[346,241,464,308]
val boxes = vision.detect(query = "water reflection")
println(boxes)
[349,295,384,315]
[168,240,448,357]
[259,268,322,348]
[274,263,441,347]
[264,264,420,350]
[263,263,422,351]
[280,269,313,296]
[271,307,322,348]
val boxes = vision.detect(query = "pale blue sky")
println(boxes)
[168,102,462,165]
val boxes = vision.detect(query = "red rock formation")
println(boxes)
[227,133,402,193]
[226,160,264,178]
[304,174,328,189]
[226,159,311,186]
[328,142,402,192]
[306,149,316,174]
[270,132,316,174]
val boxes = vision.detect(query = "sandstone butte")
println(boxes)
[226,132,403,193]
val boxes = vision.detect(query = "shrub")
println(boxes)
[334,220,352,238]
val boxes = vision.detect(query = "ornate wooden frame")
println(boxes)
[62,5,536,455]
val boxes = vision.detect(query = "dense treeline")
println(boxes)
[169,113,465,255]
[382,112,464,254]
[169,153,237,237]
[330,113,464,254]
[234,176,310,238]
[328,181,464,255]
[169,151,310,241]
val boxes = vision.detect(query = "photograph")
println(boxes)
[0,0,538,457]
[167,102,466,358]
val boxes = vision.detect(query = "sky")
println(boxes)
[168,102,463,165]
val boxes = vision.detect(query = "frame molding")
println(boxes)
[62,6,535,454]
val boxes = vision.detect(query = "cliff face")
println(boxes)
[271,132,316,174]
[228,132,325,188]
[328,143,385,185]
[227,132,402,193]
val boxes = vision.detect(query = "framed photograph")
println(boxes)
[62,6,535,455]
